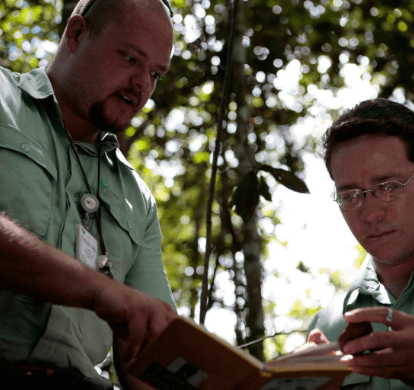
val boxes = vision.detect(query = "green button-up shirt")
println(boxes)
[0,66,175,389]
[308,258,414,390]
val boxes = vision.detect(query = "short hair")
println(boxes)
[71,0,173,39]
[322,98,414,179]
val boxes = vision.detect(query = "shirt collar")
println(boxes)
[17,67,55,99]
[17,67,121,153]
[74,132,120,156]
[343,256,394,311]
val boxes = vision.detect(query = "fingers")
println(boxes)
[125,298,176,360]
[293,329,329,353]
[341,349,414,381]
[293,330,339,355]
[344,307,414,330]
[146,313,173,342]
[308,328,330,344]
[341,329,402,355]
[340,307,414,384]
[94,282,176,362]
[338,322,372,352]
[342,307,414,355]
[120,310,173,363]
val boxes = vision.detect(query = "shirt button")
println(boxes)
[21,144,30,153]
[127,220,132,229]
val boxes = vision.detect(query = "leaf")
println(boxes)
[259,176,272,201]
[193,152,210,164]
[259,165,310,194]
[296,261,309,273]
[230,171,260,222]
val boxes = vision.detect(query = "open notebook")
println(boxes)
[129,316,351,390]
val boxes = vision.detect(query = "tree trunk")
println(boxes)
[232,0,265,361]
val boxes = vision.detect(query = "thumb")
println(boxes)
[308,328,330,344]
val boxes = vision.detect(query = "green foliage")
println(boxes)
[319,268,351,293]
[296,261,310,273]
[260,165,310,194]
[229,166,308,221]
[0,0,58,72]
[230,171,260,222]
[355,244,368,269]
[259,175,272,201]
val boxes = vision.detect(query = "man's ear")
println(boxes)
[65,15,89,54]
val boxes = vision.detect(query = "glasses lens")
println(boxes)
[337,190,361,209]
[373,182,403,202]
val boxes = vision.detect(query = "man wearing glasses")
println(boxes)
[0,0,176,389]
[307,98,414,389]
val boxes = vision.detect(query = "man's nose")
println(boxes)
[359,192,386,223]
[130,72,151,92]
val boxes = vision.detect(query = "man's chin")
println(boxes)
[370,249,412,266]
[89,105,131,134]
[100,120,129,134]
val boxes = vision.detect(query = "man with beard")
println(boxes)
[307,98,414,389]
[0,0,176,389]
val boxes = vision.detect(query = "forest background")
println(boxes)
[1,0,413,385]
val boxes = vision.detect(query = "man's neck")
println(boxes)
[46,70,99,144]
[59,102,99,144]
[374,259,414,299]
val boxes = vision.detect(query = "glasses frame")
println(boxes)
[334,171,414,210]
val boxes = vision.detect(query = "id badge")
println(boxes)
[75,224,98,270]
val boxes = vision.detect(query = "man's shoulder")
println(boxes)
[0,67,55,147]
[0,67,27,131]
[308,293,348,342]
[0,66,19,84]
[0,66,21,103]
[0,66,54,102]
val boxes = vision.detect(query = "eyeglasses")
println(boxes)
[335,171,414,210]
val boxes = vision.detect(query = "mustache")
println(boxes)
[363,224,396,237]
[118,91,141,107]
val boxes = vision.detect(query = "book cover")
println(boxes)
[129,316,350,390]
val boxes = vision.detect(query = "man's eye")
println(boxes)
[380,182,399,192]
[340,191,359,203]
[152,71,162,80]
[124,54,136,64]
[343,192,356,200]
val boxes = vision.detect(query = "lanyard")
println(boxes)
[66,129,114,279]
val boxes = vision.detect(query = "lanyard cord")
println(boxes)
[96,134,106,255]
[66,129,107,255]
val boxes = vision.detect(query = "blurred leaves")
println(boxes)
[230,165,308,221]
[259,175,272,201]
[230,171,260,222]
[260,165,310,194]
[0,0,59,71]
[354,244,368,269]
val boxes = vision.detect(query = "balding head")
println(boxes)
[67,0,172,40]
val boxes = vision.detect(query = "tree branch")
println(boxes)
[199,0,240,326]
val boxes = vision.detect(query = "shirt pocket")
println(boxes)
[98,193,155,281]
[0,123,57,237]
